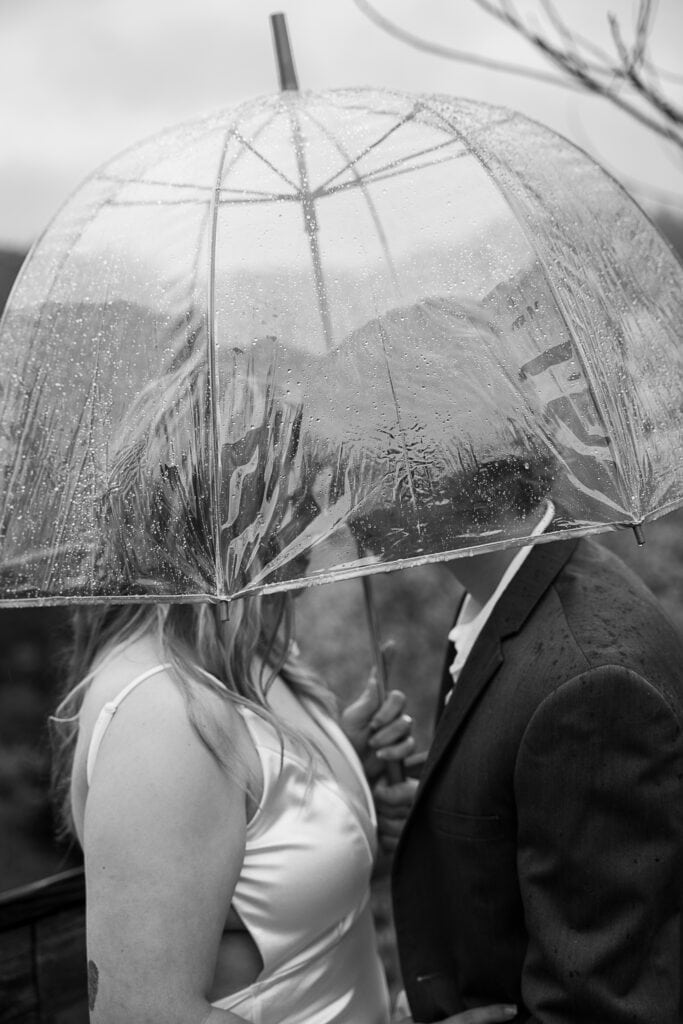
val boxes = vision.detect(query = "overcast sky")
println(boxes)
[1,0,681,250]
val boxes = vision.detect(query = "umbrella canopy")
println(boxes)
[1,88,682,606]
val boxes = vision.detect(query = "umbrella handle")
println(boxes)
[361,575,406,785]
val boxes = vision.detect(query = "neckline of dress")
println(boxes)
[239,701,376,852]
[302,696,376,831]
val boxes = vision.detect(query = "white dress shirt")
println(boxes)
[446,500,556,698]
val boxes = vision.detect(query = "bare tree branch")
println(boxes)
[351,0,583,90]
[470,0,683,146]
[609,12,683,127]
[633,0,655,73]
[351,0,683,153]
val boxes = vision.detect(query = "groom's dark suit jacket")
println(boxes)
[392,537,683,1023]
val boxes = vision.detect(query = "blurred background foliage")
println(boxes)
[1,216,682,916]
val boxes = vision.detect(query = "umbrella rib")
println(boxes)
[565,204,669,509]
[200,104,292,595]
[98,173,214,192]
[105,198,209,209]
[105,192,297,209]
[4,109,220,346]
[318,146,469,198]
[104,194,299,209]
[101,147,466,209]
[232,130,300,194]
[100,173,291,202]
[218,106,282,182]
[496,192,632,504]
[0,218,92,390]
[94,108,284,199]
[314,137,464,199]
[218,186,294,200]
[428,99,631,511]
[103,111,290,208]
[94,106,285,193]
[215,191,305,205]
[301,107,401,294]
[286,101,334,349]
[313,104,420,196]
[206,120,244,601]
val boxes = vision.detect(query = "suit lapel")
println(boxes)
[493,536,580,637]
[414,537,580,799]
[435,589,467,724]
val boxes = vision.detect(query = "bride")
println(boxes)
[51,354,515,1024]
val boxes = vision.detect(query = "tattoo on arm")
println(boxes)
[87,960,99,1012]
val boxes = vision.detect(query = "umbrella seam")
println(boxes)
[424,99,635,516]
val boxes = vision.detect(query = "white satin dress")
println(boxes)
[86,666,390,1024]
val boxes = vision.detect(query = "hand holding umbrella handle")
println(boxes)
[361,575,406,785]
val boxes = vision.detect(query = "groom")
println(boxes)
[380,459,683,1023]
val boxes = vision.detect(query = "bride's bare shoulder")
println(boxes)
[81,633,167,700]
[74,637,247,784]
[79,636,238,728]
[71,637,252,839]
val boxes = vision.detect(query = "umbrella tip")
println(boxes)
[270,12,300,92]
[632,523,646,547]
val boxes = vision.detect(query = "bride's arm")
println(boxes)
[82,673,250,1024]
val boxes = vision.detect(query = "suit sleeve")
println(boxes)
[514,666,683,1023]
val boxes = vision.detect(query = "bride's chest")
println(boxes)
[265,679,369,816]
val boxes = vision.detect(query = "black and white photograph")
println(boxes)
[1,2,682,1022]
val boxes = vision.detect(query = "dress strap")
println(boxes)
[86,663,172,786]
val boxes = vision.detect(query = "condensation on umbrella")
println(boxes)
[2,28,683,622]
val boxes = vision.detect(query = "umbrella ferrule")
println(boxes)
[270,13,299,91]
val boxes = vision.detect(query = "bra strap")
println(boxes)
[86,664,172,786]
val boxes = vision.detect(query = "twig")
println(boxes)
[609,11,683,127]
[350,0,582,90]
[351,0,683,151]
[468,0,683,148]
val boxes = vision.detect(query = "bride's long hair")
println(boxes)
[51,343,333,837]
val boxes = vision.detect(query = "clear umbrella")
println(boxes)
[1,28,682,612]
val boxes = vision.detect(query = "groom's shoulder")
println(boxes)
[553,536,674,629]
[531,536,683,697]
